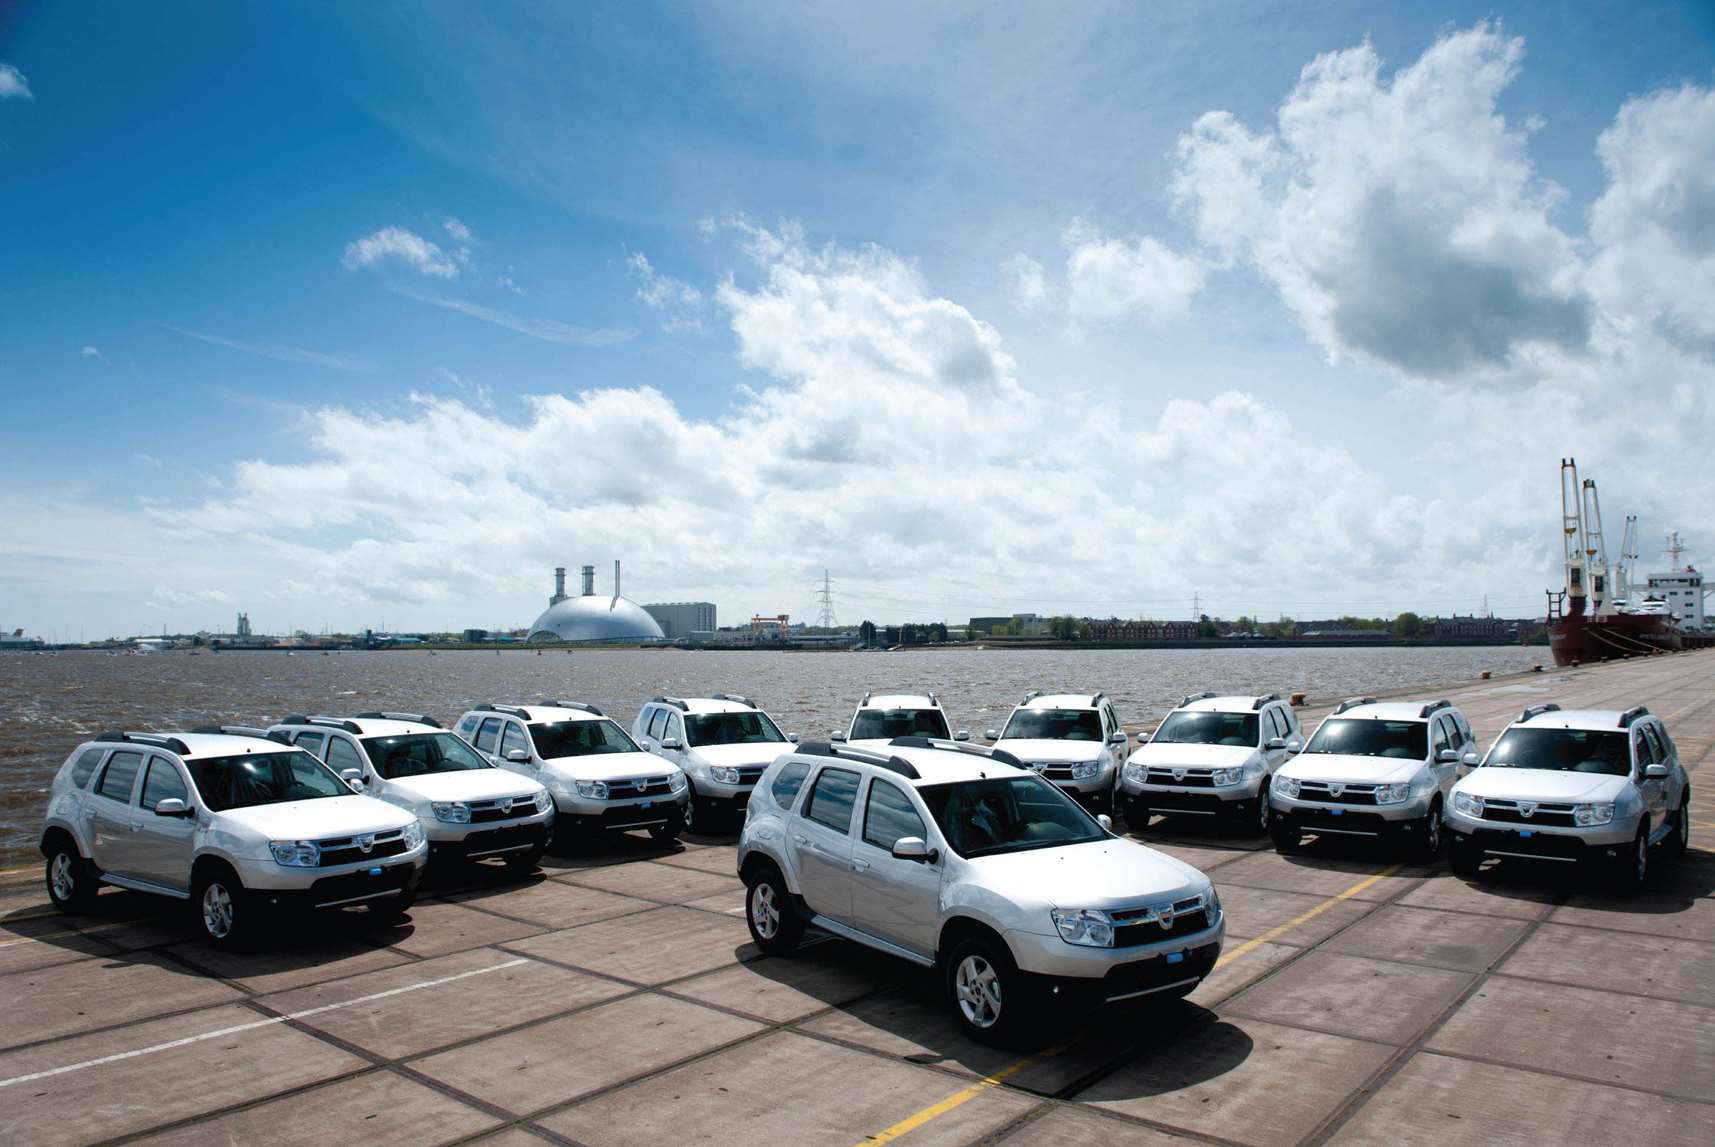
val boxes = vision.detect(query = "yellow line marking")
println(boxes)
[854,864,1401,1144]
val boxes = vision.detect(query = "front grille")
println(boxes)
[318,829,409,866]
[1478,800,1577,828]
[1469,827,1586,859]
[469,796,539,823]
[308,863,413,906]
[735,766,767,785]
[1111,896,1215,947]
[607,777,677,799]
[1297,781,1378,806]
[461,823,549,857]
[1145,768,1216,788]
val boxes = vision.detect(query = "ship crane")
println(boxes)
[1614,515,1640,610]
[1582,477,1611,615]
[1558,458,1587,618]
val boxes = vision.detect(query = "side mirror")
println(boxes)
[1644,763,1670,780]
[339,768,364,789]
[786,733,799,743]
[1437,749,1460,764]
[953,730,971,742]
[1109,731,1129,745]
[1135,730,1149,743]
[983,729,999,741]
[1096,813,1114,832]
[660,737,682,751]
[891,836,937,863]
[1286,739,1303,754]
[1265,737,1287,751]
[1462,751,1480,767]
[830,731,847,743]
[505,748,529,763]
[153,798,190,817]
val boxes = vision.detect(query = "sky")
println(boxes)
[2,2,1714,639]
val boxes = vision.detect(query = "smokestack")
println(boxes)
[552,567,567,604]
[581,565,595,596]
[614,560,621,598]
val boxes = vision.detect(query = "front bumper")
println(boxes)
[1446,809,1637,862]
[430,817,552,861]
[243,850,427,910]
[1271,787,1434,833]
[551,788,689,818]
[1002,914,1225,987]
[562,793,690,834]
[425,805,554,844]
[235,840,429,894]
[1122,777,1261,819]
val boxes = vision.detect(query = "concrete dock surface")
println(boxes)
[1,650,1712,1145]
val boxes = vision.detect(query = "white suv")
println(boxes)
[983,692,1130,813]
[39,729,426,947]
[1118,693,1303,835]
[1270,698,1478,862]
[632,694,798,833]
[457,702,688,846]
[271,713,553,870]
[833,692,968,748]
[737,737,1223,1045]
[1446,704,1691,886]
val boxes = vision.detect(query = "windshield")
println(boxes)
[850,708,950,740]
[1304,718,1426,759]
[1000,709,1102,741]
[1484,728,1630,776]
[362,732,491,779]
[918,775,1106,858]
[187,751,348,811]
[1152,711,1259,747]
[686,710,787,747]
[528,719,640,758]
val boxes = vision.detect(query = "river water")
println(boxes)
[0,645,1544,866]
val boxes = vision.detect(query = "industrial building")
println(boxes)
[643,601,717,642]
[527,562,666,644]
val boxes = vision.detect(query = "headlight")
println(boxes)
[1452,791,1484,817]
[400,820,425,849]
[709,765,741,785]
[533,789,554,814]
[1206,886,1221,921]
[1275,776,1300,800]
[1575,802,1615,826]
[1051,908,1114,948]
[431,801,471,823]
[1070,759,1101,781]
[667,770,688,793]
[574,780,609,800]
[1210,767,1245,786]
[1375,783,1412,805]
[1122,760,1146,784]
[269,840,320,867]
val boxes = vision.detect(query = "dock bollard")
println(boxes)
[1479,670,1491,680]
[1290,692,1306,706]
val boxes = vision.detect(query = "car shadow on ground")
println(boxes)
[1452,845,1715,912]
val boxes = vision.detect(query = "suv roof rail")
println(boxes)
[1089,691,1106,708]
[353,711,442,728]
[710,692,756,708]
[884,736,1026,770]
[1252,693,1282,710]
[651,696,688,711]
[796,740,920,779]
[1332,696,1378,715]
[537,700,605,716]
[1021,689,1042,705]
[1179,691,1217,708]
[94,731,192,755]
[1619,705,1650,727]
[477,703,532,719]
[1418,699,1452,719]
[861,691,872,705]
[306,716,365,734]
[191,724,290,743]
[1519,703,1562,723]
[927,690,939,705]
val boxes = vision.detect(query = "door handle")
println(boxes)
[851,858,870,872]
[792,834,808,845]
[129,821,142,832]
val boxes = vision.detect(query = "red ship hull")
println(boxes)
[1548,610,1682,666]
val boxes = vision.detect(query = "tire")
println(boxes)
[1663,792,1690,857]
[1250,779,1273,836]
[743,865,803,955]
[944,935,1029,1046]
[1124,799,1151,835]
[648,822,681,845]
[682,787,705,835]
[44,841,98,913]
[504,845,546,872]
[1614,826,1650,889]
[1270,816,1303,853]
[194,866,253,949]
[1408,800,1444,865]
[1448,834,1483,878]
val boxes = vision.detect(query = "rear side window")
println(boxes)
[646,709,668,740]
[804,767,861,833]
[293,731,326,757]
[475,719,502,752]
[771,761,811,808]
[500,723,529,759]
[67,748,104,788]
[457,715,479,738]
[96,751,144,802]
[140,756,189,810]
[863,779,927,851]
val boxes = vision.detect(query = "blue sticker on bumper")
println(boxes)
[1330,807,1343,816]
[1166,951,1184,964]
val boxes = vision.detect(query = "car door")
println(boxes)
[130,755,196,891]
[791,766,859,920]
[1634,726,1666,837]
[85,750,146,875]
[849,777,941,956]
[473,718,503,764]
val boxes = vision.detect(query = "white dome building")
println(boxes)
[527,562,666,644]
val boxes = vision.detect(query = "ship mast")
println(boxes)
[1582,478,1610,615]
[1615,514,1639,608]
[1560,458,1587,616]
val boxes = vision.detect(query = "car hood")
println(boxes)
[1278,754,1423,785]
[1130,743,1257,768]
[1456,769,1629,803]
[540,750,680,784]
[388,769,543,804]
[689,742,794,768]
[217,794,415,839]
[968,839,1208,910]
[992,739,1104,763]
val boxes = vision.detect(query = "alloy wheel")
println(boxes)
[1256,783,1271,833]
[750,881,780,940]
[202,882,234,939]
[954,954,1003,1029]
[1679,804,1691,849]
[49,853,76,902]
[1635,832,1648,884]
[1425,810,1441,853]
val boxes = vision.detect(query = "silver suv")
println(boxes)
[458,702,689,847]
[737,737,1223,1045]
[1119,692,1303,835]
[833,692,969,748]
[984,692,1130,813]
[1270,698,1478,862]
[39,729,426,947]
[270,713,553,870]
[631,694,797,833]
[1446,704,1692,886]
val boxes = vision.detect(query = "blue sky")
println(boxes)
[3,3,1714,637]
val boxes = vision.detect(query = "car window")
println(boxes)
[475,719,502,753]
[500,723,530,759]
[530,719,640,757]
[1454,712,1473,746]
[863,779,927,852]
[918,775,1106,859]
[326,736,365,775]
[1432,720,1452,754]
[1632,731,1654,767]
[771,761,811,808]
[1152,711,1260,747]
[685,711,787,746]
[666,712,684,743]
[647,709,667,740]
[456,715,479,738]
[95,750,144,802]
[1304,719,1427,759]
[1266,709,1286,740]
[999,709,1102,741]
[293,731,326,757]
[1484,728,1630,776]
[186,750,348,811]
[139,756,189,810]
[850,708,950,740]
[1641,725,1668,766]
[67,748,104,788]
[804,767,861,834]
[362,732,492,779]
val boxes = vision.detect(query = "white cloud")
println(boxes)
[443,217,472,243]
[1173,23,1588,378]
[341,226,458,278]
[1003,254,1048,312]
[393,289,633,347]
[1062,219,1205,325]
[0,63,31,100]
[628,252,704,331]
[168,326,368,371]
[79,345,105,362]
